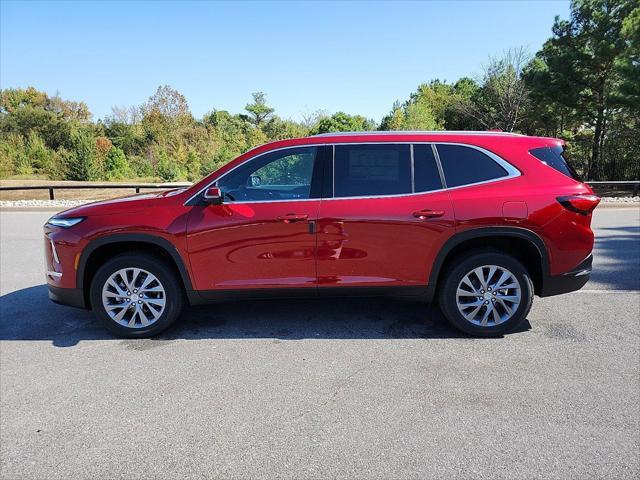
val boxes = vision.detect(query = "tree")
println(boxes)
[458,48,531,132]
[104,146,130,180]
[244,92,275,128]
[311,112,375,134]
[380,79,482,131]
[379,101,406,130]
[262,116,308,141]
[142,85,190,120]
[526,0,635,178]
[617,3,640,111]
[67,129,98,181]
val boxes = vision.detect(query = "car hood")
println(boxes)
[55,188,187,218]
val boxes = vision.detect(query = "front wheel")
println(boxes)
[438,251,534,337]
[90,253,184,338]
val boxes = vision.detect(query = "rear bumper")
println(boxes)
[48,285,87,309]
[540,254,592,297]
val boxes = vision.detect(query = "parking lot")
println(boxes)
[1,207,638,479]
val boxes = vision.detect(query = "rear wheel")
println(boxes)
[438,251,533,337]
[90,253,184,338]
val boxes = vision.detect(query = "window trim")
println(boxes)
[433,142,521,191]
[184,141,521,205]
[185,145,323,205]
[332,143,413,200]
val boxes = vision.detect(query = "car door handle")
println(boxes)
[277,213,309,223]
[413,209,445,219]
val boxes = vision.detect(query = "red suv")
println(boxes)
[44,132,599,337]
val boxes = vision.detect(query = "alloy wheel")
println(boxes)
[455,265,521,327]
[101,268,166,328]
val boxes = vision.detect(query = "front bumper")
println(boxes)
[48,285,87,309]
[540,254,592,297]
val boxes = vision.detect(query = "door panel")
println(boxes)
[185,146,324,291]
[316,143,455,289]
[316,192,455,287]
[186,201,319,290]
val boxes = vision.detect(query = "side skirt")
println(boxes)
[187,285,429,305]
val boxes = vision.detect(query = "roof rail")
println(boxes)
[310,130,524,137]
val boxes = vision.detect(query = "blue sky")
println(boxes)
[1,0,570,122]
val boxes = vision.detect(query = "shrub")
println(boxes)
[0,133,24,177]
[185,149,202,182]
[67,129,99,180]
[46,148,71,180]
[155,149,180,181]
[104,146,130,180]
[25,132,53,175]
[128,155,154,178]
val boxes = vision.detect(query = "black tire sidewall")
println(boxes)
[439,251,533,337]
[90,253,183,338]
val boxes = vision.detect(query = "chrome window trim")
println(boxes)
[326,143,415,201]
[184,141,521,205]
[433,142,520,190]
[185,144,322,205]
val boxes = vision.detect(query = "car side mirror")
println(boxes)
[203,187,223,205]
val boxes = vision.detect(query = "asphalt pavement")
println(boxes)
[0,207,638,479]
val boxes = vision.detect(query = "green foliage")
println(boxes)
[0,133,26,177]
[244,92,275,127]
[67,129,99,181]
[311,112,375,134]
[185,149,202,182]
[154,148,180,182]
[104,146,130,180]
[1,2,638,190]
[380,79,482,131]
[617,3,639,111]
[128,155,154,178]
[524,0,636,178]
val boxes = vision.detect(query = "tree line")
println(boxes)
[1,0,637,183]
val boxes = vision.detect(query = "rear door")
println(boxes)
[186,146,327,292]
[316,143,455,292]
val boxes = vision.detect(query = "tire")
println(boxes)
[438,250,534,337]
[90,252,184,338]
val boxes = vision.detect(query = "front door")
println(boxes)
[186,146,325,292]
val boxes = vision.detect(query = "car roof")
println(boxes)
[310,130,524,138]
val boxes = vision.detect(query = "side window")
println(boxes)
[413,144,443,192]
[436,144,509,188]
[334,144,411,197]
[217,147,317,202]
[529,146,581,181]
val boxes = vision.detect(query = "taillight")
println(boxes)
[557,195,600,215]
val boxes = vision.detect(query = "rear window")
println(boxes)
[334,144,411,197]
[529,146,581,181]
[436,144,509,188]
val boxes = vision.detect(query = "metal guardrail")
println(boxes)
[586,181,639,196]
[0,181,637,199]
[0,183,193,200]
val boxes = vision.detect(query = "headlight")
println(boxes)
[47,217,86,228]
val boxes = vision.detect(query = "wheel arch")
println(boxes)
[426,227,549,301]
[77,234,194,308]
